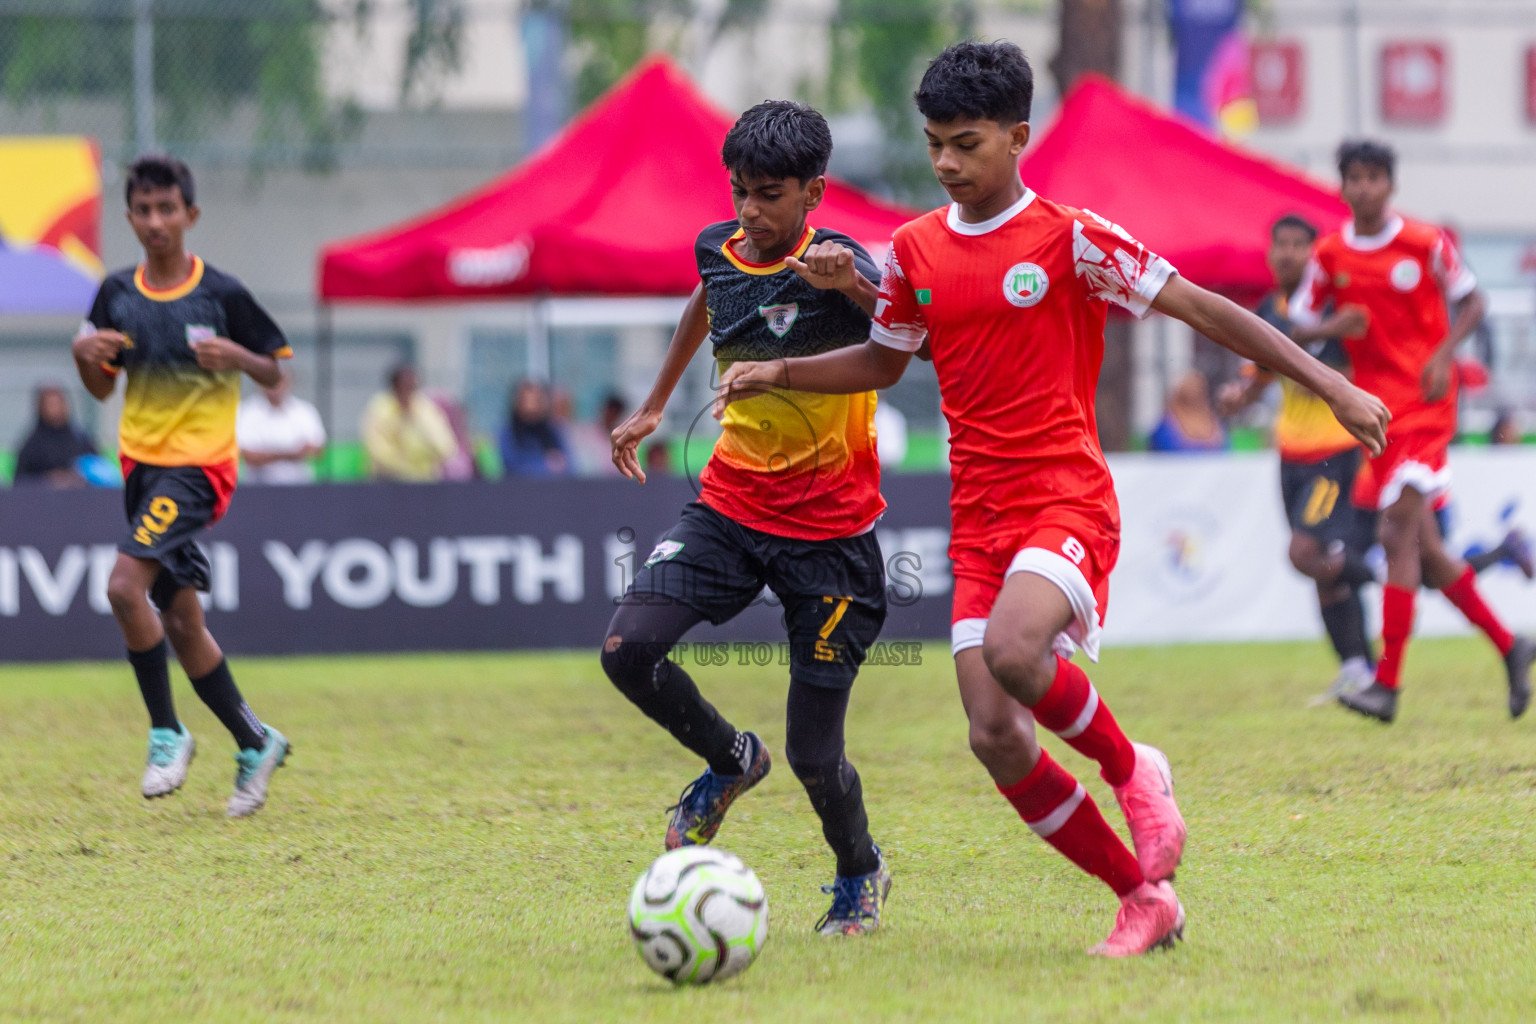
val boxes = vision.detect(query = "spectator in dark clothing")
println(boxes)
[500,379,573,477]
[14,384,96,486]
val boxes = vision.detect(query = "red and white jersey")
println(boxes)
[1295,214,1476,441]
[872,188,1177,546]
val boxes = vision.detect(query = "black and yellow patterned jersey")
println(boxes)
[1255,289,1356,463]
[83,256,291,467]
[695,220,884,540]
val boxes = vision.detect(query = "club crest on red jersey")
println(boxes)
[758,302,798,337]
[1390,258,1422,291]
[1003,262,1049,308]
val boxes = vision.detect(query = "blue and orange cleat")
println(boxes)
[664,732,771,850]
[815,848,892,936]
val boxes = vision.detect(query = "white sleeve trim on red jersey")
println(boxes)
[1433,237,1478,302]
[870,321,926,352]
[1072,212,1178,320]
[1288,262,1326,328]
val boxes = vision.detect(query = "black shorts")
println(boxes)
[121,463,216,610]
[627,502,888,689]
[1279,449,1372,550]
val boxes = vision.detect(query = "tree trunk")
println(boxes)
[1050,0,1130,450]
[1049,0,1122,95]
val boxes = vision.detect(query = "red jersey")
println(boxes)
[871,189,1177,548]
[1296,215,1476,441]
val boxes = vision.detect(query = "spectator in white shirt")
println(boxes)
[237,367,326,484]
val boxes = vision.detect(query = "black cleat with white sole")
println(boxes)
[1339,680,1398,723]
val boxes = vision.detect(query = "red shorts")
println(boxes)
[1351,429,1451,511]
[949,510,1117,662]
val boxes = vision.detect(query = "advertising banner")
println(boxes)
[2,451,1532,662]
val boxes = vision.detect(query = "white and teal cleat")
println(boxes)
[226,727,290,818]
[142,726,195,799]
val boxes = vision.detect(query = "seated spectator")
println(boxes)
[500,380,573,477]
[644,437,673,478]
[1149,370,1229,453]
[566,392,627,476]
[429,392,481,481]
[13,384,96,487]
[237,367,326,484]
[1490,409,1522,446]
[362,364,459,482]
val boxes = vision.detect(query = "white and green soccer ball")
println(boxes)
[628,847,769,985]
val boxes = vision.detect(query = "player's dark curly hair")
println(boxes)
[125,153,196,207]
[721,100,832,184]
[915,41,1033,125]
[1271,214,1318,241]
[1336,139,1395,181]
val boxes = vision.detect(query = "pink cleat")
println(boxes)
[1113,742,1187,882]
[1088,881,1185,958]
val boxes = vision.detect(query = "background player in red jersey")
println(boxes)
[1218,215,1380,703]
[1295,140,1534,724]
[71,156,291,816]
[719,42,1389,958]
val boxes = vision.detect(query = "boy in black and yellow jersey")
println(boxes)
[604,101,892,936]
[71,155,291,816]
[1221,215,1379,701]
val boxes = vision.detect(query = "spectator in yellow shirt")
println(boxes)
[361,364,458,481]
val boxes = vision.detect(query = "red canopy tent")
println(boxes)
[1020,75,1348,299]
[318,55,918,301]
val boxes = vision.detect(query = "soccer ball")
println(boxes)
[628,847,769,985]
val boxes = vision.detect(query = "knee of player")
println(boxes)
[980,632,1054,702]
[599,635,661,689]
[967,713,1036,771]
[1377,508,1418,551]
[1287,533,1321,575]
[104,568,145,616]
[159,603,199,644]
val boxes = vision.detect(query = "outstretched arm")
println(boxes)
[714,340,912,419]
[611,283,710,483]
[1153,275,1389,455]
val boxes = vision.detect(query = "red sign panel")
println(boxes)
[1251,40,1303,123]
[1381,42,1447,124]
[1527,46,1536,124]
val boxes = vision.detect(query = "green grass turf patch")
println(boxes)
[2,638,1534,1022]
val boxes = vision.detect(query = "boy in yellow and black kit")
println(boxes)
[72,155,291,816]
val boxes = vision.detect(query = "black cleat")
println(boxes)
[1339,681,1398,723]
[1505,636,1535,719]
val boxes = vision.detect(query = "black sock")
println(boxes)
[1466,545,1502,573]
[1335,551,1377,588]
[601,600,744,775]
[1320,588,1372,665]
[797,759,880,878]
[128,641,178,731]
[618,653,744,775]
[189,659,266,751]
[786,680,880,878]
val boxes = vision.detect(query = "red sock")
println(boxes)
[1375,584,1416,690]
[1442,567,1515,657]
[998,749,1144,897]
[1030,656,1136,787]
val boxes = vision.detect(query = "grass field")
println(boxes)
[3,638,1534,1023]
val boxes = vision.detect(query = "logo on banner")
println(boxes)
[1002,263,1049,308]
[759,303,798,338]
[1390,258,1422,291]
[1154,507,1223,602]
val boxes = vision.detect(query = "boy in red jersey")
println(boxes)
[720,43,1389,957]
[1294,140,1533,724]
